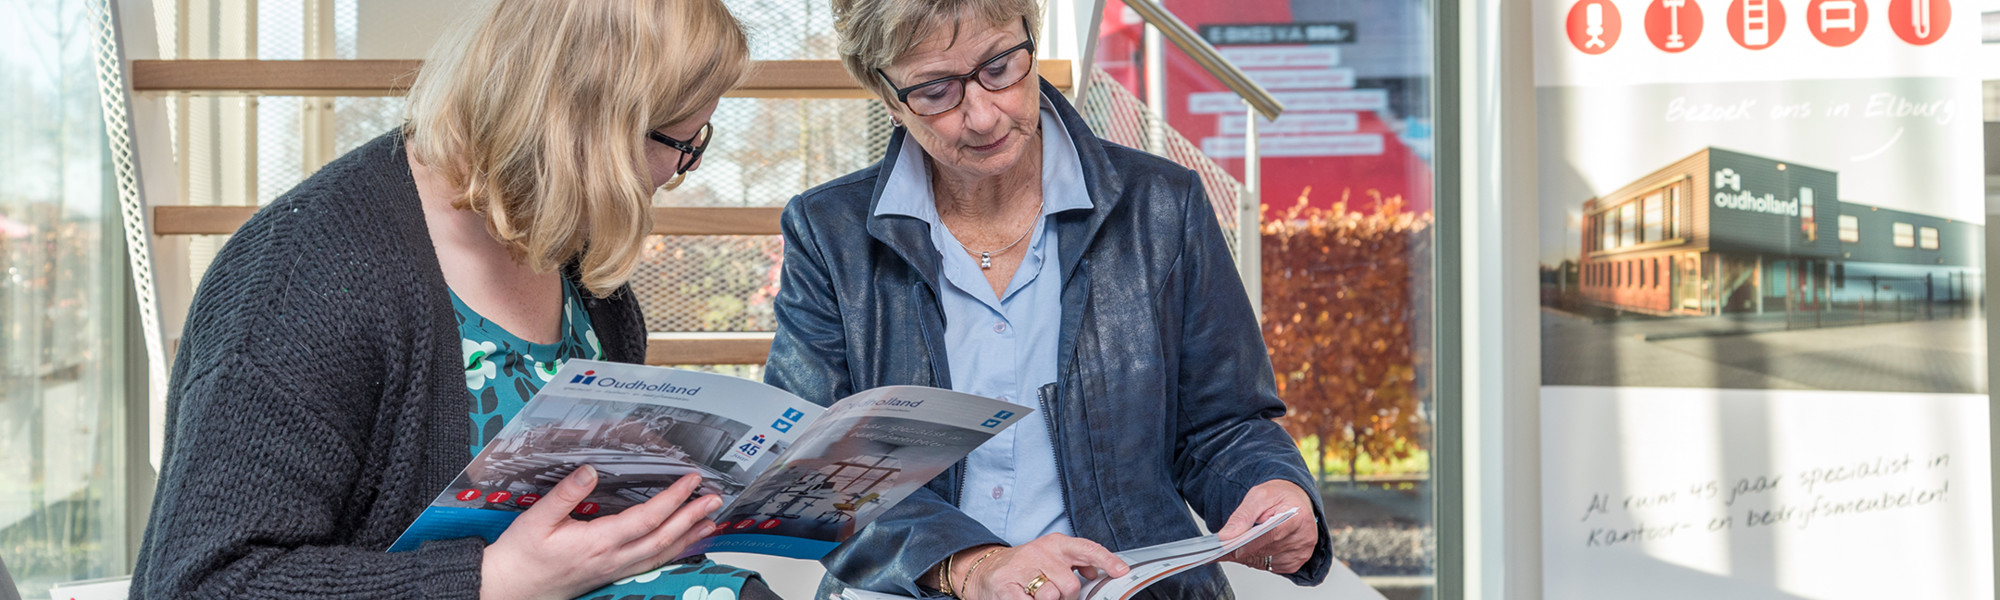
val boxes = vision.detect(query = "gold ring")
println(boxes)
[1023,573,1050,596]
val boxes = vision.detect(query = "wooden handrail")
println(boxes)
[153,205,783,236]
[129,59,1072,98]
[647,332,773,366]
[172,333,773,366]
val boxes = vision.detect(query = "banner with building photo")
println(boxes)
[1535,1,1991,599]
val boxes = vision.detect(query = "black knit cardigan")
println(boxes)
[130,131,651,599]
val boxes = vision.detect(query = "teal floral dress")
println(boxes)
[453,279,760,599]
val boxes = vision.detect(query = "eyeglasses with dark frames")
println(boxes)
[647,121,713,180]
[875,17,1037,117]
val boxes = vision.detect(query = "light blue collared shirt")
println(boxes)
[874,93,1091,546]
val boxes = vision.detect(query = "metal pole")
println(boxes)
[1240,102,1261,320]
[1143,22,1167,155]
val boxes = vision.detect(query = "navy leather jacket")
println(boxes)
[764,80,1333,599]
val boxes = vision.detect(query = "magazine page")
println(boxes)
[389,360,824,552]
[837,508,1302,600]
[697,385,1031,559]
[1077,508,1299,600]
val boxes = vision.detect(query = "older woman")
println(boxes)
[764,0,1334,598]
[131,1,783,599]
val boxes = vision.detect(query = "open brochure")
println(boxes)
[837,508,1299,600]
[389,359,1031,559]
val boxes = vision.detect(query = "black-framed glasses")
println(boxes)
[876,17,1036,117]
[647,121,713,177]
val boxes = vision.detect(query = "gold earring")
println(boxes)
[660,171,686,191]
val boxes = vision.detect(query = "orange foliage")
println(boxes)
[1261,188,1433,483]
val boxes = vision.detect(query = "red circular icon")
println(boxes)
[709,522,730,536]
[1726,0,1787,49]
[575,502,600,516]
[516,493,541,507]
[759,518,783,530]
[733,518,757,530]
[1645,0,1705,52]
[1567,0,1623,55]
[456,489,482,502]
[1887,0,1949,45]
[485,491,512,503]
[1806,0,1868,46]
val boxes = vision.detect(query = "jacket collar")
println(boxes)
[864,77,1124,288]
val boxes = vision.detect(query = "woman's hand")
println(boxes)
[479,465,721,600]
[1218,480,1318,575]
[955,535,1129,600]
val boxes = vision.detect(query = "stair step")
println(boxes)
[153,205,782,236]
[647,332,774,366]
[170,332,774,366]
[130,59,1072,98]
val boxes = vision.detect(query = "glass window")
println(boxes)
[1894,222,1915,248]
[1920,227,1939,250]
[1642,194,1664,243]
[1653,258,1661,289]
[1839,215,1860,242]
[1665,186,1679,238]
[2,0,133,595]
[1601,212,1618,250]
[1619,203,1638,247]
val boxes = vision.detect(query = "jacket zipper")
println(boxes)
[1039,381,1074,524]
[953,459,966,507]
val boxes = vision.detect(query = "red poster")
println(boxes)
[1098,0,1432,216]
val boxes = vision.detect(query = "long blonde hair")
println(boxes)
[404,0,751,297]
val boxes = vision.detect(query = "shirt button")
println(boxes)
[992,485,1005,499]
[993,322,1008,333]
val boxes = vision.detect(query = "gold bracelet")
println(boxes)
[959,547,1004,597]
[940,551,957,598]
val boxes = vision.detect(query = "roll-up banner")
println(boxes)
[1534,1,1991,599]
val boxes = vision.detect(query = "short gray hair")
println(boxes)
[832,0,1042,102]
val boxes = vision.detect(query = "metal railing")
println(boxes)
[1076,68,1246,258]
[1120,0,1284,120]
[1118,0,1284,316]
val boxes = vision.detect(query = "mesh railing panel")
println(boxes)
[334,97,402,152]
[726,0,841,60]
[627,235,783,333]
[1075,68,1247,259]
[659,97,891,208]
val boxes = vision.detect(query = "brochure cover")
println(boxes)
[388,360,1030,559]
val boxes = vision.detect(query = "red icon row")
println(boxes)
[1566,0,1950,55]
[700,517,785,537]
[455,488,566,511]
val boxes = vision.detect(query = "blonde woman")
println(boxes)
[130,1,782,598]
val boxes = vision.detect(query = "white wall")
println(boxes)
[353,0,460,59]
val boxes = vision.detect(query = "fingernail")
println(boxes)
[571,465,596,489]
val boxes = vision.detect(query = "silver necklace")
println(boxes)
[951,196,1043,269]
